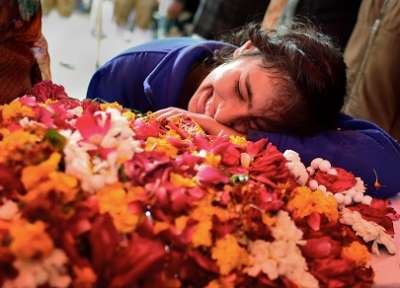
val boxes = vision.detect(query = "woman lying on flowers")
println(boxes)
[87,23,400,198]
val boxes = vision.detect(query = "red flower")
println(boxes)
[29,80,68,101]
[301,236,341,259]
[314,168,356,193]
[109,234,165,287]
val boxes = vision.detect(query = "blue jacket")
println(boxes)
[87,38,400,198]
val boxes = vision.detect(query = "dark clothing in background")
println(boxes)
[193,0,270,39]
[294,0,362,50]
[0,0,42,103]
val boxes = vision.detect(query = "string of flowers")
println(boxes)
[0,81,398,288]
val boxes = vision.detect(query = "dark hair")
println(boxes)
[215,22,347,135]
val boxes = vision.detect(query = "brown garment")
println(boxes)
[344,0,400,140]
[0,1,42,104]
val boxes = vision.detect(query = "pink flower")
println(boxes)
[196,165,229,185]
[133,118,162,140]
[75,112,111,142]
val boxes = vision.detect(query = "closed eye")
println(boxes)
[234,80,245,102]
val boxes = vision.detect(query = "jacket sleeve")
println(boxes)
[248,116,400,198]
[86,50,165,112]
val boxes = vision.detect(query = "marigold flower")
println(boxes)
[10,220,54,260]
[73,266,97,288]
[287,187,338,223]
[1,99,35,121]
[175,216,189,234]
[145,137,178,158]
[170,172,197,188]
[100,102,123,111]
[21,152,61,190]
[96,183,139,233]
[204,153,221,167]
[192,219,213,247]
[211,234,249,275]
[341,241,370,266]
[229,135,247,146]
[0,130,40,163]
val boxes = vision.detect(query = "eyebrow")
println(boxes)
[245,74,253,109]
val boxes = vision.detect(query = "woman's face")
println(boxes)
[188,55,280,132]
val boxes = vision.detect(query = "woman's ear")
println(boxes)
[233,40,256,58]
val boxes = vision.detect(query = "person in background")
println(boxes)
[262,0,362,51]
[87,23,400,198]
[157,0,200,37]
[344,0,400,140]
[0,0,51,104]
[192,0,270,39]
[113,0,157,30]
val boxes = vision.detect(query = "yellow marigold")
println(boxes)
[1,99,34,121]
[287,187,338,223]
[145,137,178,158]
[122,110,136,121]
[20,171,79,204]
[192,219,213,247]
[21,152,61,190]
[73,266,97,288]
[211,234,249,275]
[166,129,182,139]
[341,241,370,266]
[0,130,40,163]
[100,102,123,111]
[10,220,54,260]
[96,183,139,233]
[170,172,196,188]
[229,135,247,146]
[205,153,221,167]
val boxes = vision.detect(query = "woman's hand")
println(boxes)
[153,107,244,136]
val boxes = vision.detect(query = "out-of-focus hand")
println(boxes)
[31,33,52,80]
[153,107,244,137]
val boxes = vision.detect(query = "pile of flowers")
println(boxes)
[0,81,398,288]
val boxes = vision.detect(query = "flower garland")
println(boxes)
[0,81,398,288]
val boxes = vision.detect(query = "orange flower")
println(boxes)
[287,187,338,223]
[1,99,34,121]
[73,266,97,288]
[341,241,370,266]
[211,234,249,275]
[192,219,213,247]
[170,172,196,188]
[0,130,40,163]
[96,183,139,233]
[10,220,54,260]
[145,137,178,158]
[22,152,61,190]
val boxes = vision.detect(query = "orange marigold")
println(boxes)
[211,234,249,275]
[341,241,370,266]
[10,220,54,260]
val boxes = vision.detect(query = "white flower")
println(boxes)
[340,208,396,254]
[284,150,308,186]
[3,249,71,288]
[0,199,19,220]
[245,212,318,288]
